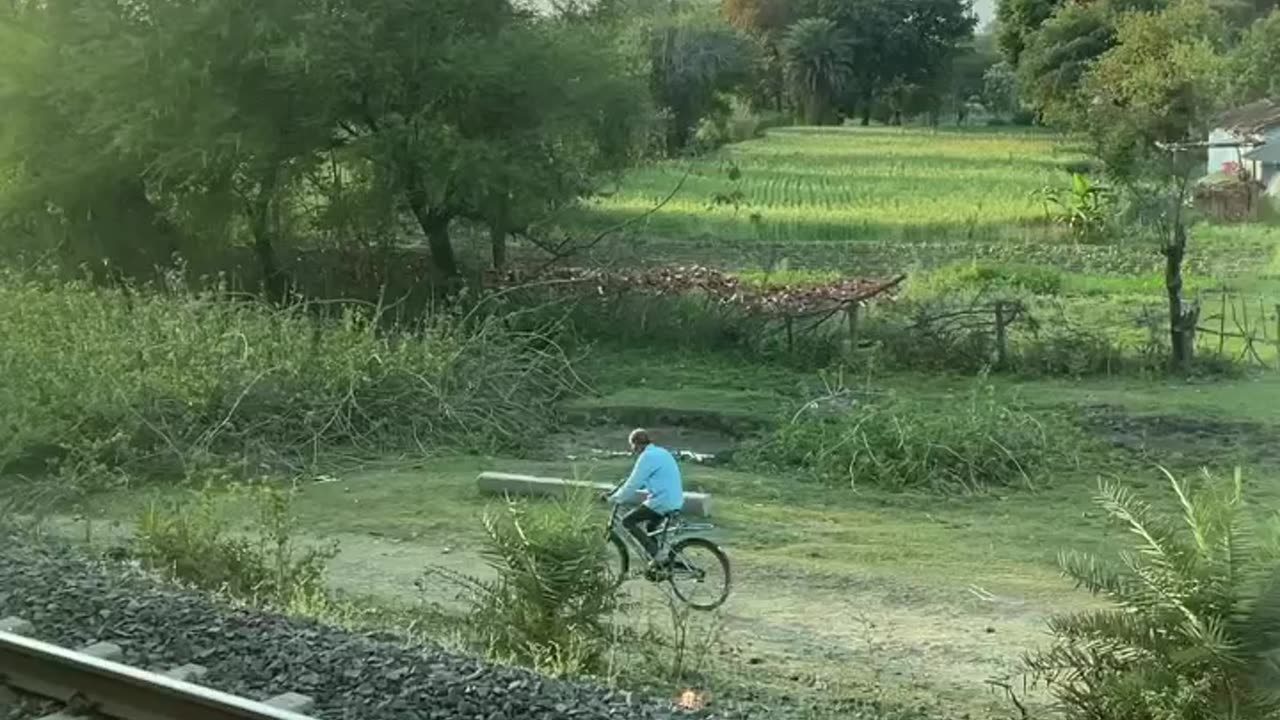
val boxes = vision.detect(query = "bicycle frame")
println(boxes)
[606,503,714,561]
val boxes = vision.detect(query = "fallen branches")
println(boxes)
[483,265,905,317]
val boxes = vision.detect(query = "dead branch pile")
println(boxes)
[483,265,905,317]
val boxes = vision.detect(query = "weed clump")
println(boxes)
[134,480,336,610]
[741,382,1065,493]
[432,493,623,677]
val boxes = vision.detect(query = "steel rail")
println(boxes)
[0,630,319,720]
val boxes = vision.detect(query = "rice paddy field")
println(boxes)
[571,126,1280,282]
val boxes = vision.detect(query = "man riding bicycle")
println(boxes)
[605,429,684,569]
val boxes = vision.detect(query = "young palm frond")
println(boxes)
[1025,469,1280,720]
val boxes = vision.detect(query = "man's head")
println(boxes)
[628,428,652,454]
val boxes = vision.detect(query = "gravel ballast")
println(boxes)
[0,534,727,720]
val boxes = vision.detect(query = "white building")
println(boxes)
[1208,99,1280,197]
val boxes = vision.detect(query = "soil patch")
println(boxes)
[1079,404,1280,465]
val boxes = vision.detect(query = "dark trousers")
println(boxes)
[621,504,666,559]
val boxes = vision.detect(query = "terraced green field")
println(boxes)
[574,126,1280,279]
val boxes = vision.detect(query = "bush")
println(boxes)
[134,479,336,609]
[0,272,579,486]
[740,381,1062,493]
[437,493,623,677]
[1024,470,1280,720]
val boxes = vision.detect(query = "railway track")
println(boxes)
[0,617,318,720]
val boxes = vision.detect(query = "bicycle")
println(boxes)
[603,501,732,611]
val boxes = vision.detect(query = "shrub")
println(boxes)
[1024,470,1280,720]
[0,272,578,486]
[740,381,1061,493]
[436,493,623,677]
[134,479,336,609]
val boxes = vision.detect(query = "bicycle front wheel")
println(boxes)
[605,531,630,589]
[667,537,731,610]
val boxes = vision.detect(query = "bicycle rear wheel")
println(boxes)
[667,537,731,610]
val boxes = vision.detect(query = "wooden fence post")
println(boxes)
[846,303,861,354]
[994,301,1009,369]
[1274,304,1279,370]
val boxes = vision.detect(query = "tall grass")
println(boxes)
[0,272,580,487]
[741,381,1070,494]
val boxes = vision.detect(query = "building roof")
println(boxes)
[1244,141,1280,164]
[1215,99,1280,136]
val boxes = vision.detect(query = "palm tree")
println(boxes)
[1024,470,1280,720]
[780,17,854,125]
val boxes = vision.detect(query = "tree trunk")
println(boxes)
[489,205,509,270]
[77,178,182,282]
[406,191,459,280]
[1165,219,1197,372]
[860,105,872,126]
[246,166,288,303]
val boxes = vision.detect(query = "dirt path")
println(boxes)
[321,531,1059,713]
[36,516,1062,713]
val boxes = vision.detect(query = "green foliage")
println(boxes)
[781,17,854,125]
[796,0,977,125]
[134,480,336,609]
[997,0,1065,65]
[0,273,578,485]
[982,61,1021,119]
[1032,173,1114,243]
[1017,2,1116,125]
[1079,0,1227,180]
[741,382,1062,493]
[440,494,623,677]
[1025,470,1280,720]
[648,7,758,155]
[913,262,1065,296]
[1226,9,1280,102]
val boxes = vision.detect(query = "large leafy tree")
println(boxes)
[800,0,976,125]
[722,0,794,109]
[996,0,1065,65]
[1016,2,1116,124]
[649,8,757,154]
[1226,8,1280,102]
[0,0,186,279]
[1079,0,1226,178]
[781,17,854,124]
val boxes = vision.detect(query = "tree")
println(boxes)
[1079,0,1226,179]
[1226,8,1280,102]
[66,0,346,300]
[982,60,1021,119]
[446,22,650,269]
[944,33,1001,123]
[722,0,794,109]
[649,8,756,154]
[0,0,186,281]
[1016,2,1116,124]
[801,0,976,125]
[996,0,1064,65]
[781,17,854,124]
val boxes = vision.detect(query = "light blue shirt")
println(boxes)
[610,444,684,514]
